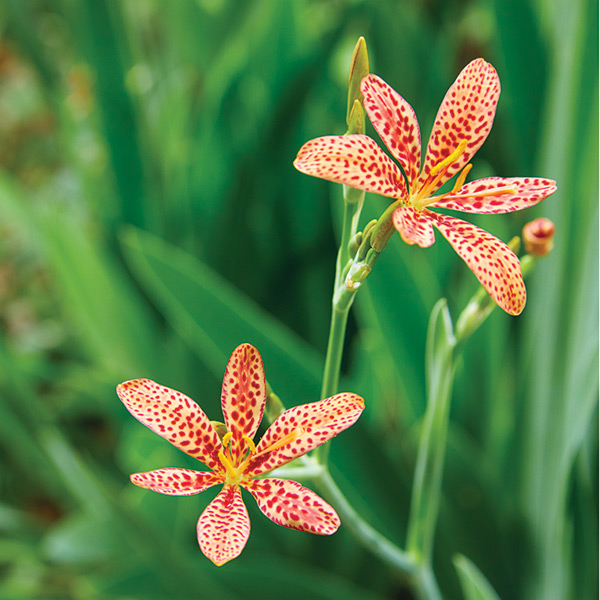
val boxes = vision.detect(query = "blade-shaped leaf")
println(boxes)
[120,227,323,405]
[454,554,501,600]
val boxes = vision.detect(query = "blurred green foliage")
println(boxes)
[0,0,596,599]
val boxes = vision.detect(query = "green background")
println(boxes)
[0,0,597,599]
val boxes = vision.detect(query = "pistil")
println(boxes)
[218,451,238,482]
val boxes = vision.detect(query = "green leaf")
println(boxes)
[42,512,125,565]
[0,173,160,379]
[454,554,501,600]
[119,227,323,404]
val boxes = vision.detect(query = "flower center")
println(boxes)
[411,139,517,211]
[217,427,303,484]
[412,140,469,208]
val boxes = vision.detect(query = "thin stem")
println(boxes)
[312,468,444,600]
[316,190,364,464]
[321,188,364,398]
[313,468,416,574]
[320,304,351,400]
[412,565,445,600]
[406,300,456,564]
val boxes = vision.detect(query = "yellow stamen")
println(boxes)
[415,140,470,205]
[243,435,256,454]
[451,163,473,193]
[429,139,468,177]
[218,451,238,480]
[255,427,304,458]
[221,431,233,448]
[236,427,305,476]
[472,186,517,197]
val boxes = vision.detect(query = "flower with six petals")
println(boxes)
[294,59,557,315]
[117,343,364,566]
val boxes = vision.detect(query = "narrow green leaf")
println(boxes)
[42,512,125,565]
[454,554,501,600]
[119,227,323,404]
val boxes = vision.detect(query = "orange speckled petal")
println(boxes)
[418,59,500,192]
[430,176,557,214]
[429,212,526,315]
[246,393,364,477]
[117,379,222,471]
[361,74,421,188]
[221,344,266,464]
[392,206,436,247]
[130,468,223,496]
[197,485,250,566]
[294,135,407,199]
[243,478,340,535]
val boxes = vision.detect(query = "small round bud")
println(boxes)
[522,218,556,256]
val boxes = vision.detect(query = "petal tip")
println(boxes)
[130,472,144,487]
[116,378,153,394]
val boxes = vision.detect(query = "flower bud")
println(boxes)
[347,99,365,135]
[522,218,555,256]
[265,383,285,423]
[210,421,229,442]
[346,37,369,131]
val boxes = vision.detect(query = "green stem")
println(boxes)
[313,468,416,574]
[406,300,456,564]
[320,303,351,400]
[312,468,443,600]
[412,565,445,600]
[316,190,364,464]
[321,188,365,397]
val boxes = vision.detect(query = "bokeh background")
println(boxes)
[0,1,597,599]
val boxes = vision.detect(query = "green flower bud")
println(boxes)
[346,37,369,131]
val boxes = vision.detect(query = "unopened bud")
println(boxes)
[210,421,229,442]
[507,235,521,255]
[346,37,369,130]
[522,218,555,256]
[348,231,363,256]
[265,383,285,423]
[347,99,365,135]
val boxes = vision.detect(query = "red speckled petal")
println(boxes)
[117,379,222,471]
[130,468,223,496]
[418,59,500,192]
[243,478,340,535]
[294,135,407,199]
[430,177,557,214]
[361,74,421,188]
[197,485,250,566]
[392,206,436,247]
[246,393,364,477]
[429,213,526,315]
[221,344,266,464]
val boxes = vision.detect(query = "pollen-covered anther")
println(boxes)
[429,139,468,177]
[451,163,473,193]
[242,435,256,454]
[258,427,304,457]
[415,139,469,204]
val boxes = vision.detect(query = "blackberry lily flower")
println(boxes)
[117,343,364,566]
[294,59,557,315]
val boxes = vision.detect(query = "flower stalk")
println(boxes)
[319,37,370,404]
[406,299,456,563]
